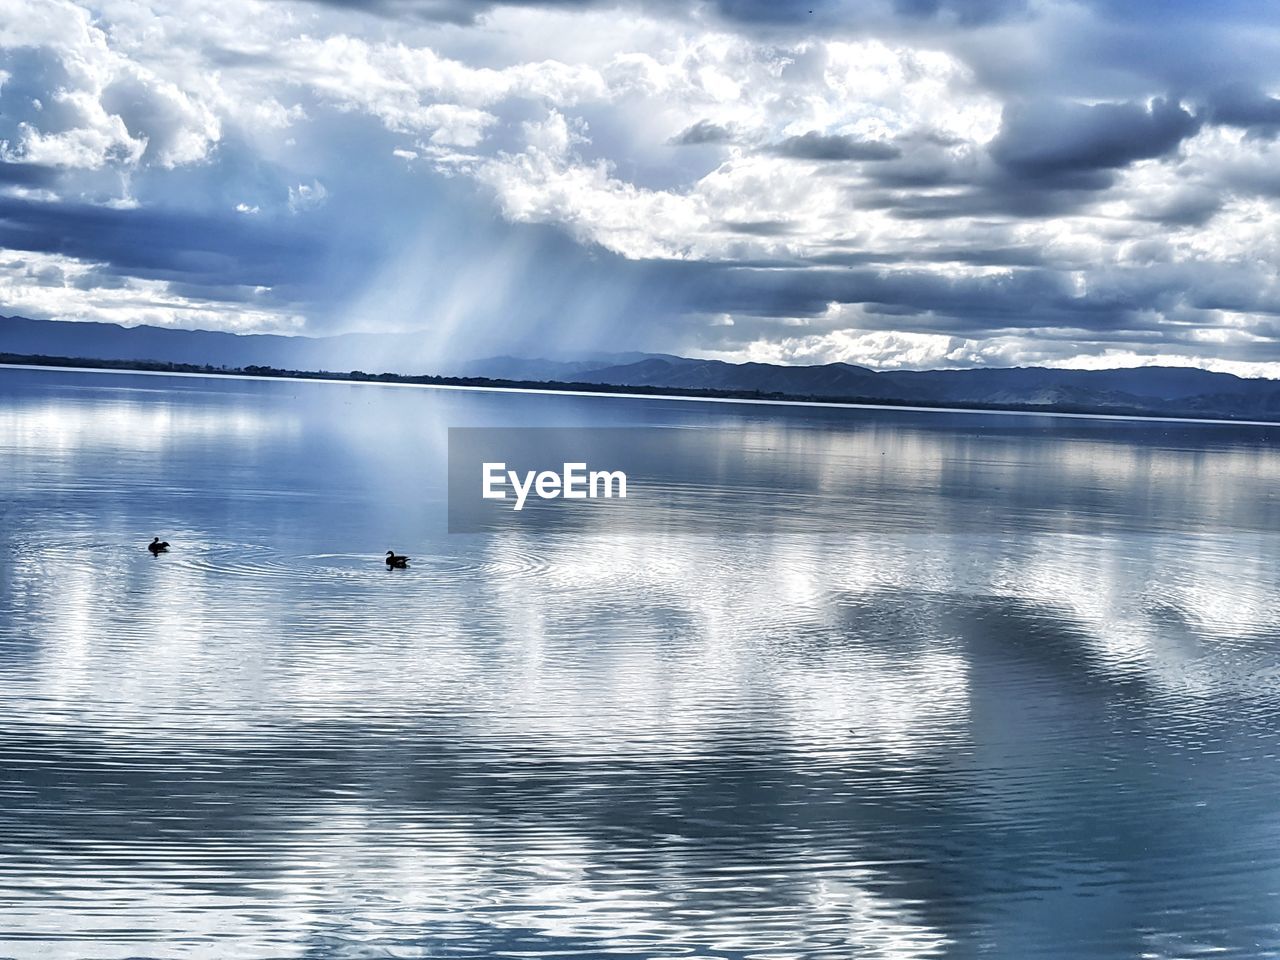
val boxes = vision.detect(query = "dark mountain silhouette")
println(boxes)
[4,314,1280,420]
[0,315,669,378]
[0,314,393,371]
[568,355,1280,417]
[576,357,908,400]
[571,358,1280,418]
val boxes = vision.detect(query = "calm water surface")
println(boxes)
[2,366,1280,959]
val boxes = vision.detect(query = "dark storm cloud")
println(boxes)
[0,196,323,294]
[1205,84,1280,137]
[0,163,60,188]
[1132,188,1221,227]
[690,0,841,24]
[855,173,1109,222]
[647,250,1280,336]
[649,261,1105,330]
[811,246,1046,268]
[623,255,1280,360]
[669,120,735,145]
[990,98,1200,180]
[766,132,901,161]
[907,185,1104,219]
[845,96,1206,224]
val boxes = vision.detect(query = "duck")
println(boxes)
[385,550,410,568]
[148,537,170,555]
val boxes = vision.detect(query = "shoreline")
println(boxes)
[4,357,1280,428]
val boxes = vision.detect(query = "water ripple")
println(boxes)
[3,370,1280,958]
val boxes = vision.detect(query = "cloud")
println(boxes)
[1205,83,1280,138]
[270,0,618,25]
[766,131,901,161]
[277,0,488,22]
[669,119,734,145]
[0,161,59,187]
[275,0,1029,29]
[98,70,221,168]
[0,250,306,331]
[0,4,220,171]
[892,0,1027,25]
[288,180,328,213]
[2,0,1280,374]
[1130,186,1221,227]
[719,219,794,235]
[990,97,1201,180]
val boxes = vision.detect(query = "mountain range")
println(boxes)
[4,314,1280,421]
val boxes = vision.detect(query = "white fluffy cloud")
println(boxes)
[0,0,220,169]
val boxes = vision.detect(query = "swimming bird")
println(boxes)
[385,550,410,568]
[148,537,170,555]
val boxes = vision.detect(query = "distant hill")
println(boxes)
[572,357,907,400]
[564,355,1280,418]
[0,315,668,378]
[4,314,1280,421]
[450,353,683,381]
[0,314,405,372]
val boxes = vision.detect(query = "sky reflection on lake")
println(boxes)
[2,367,1279,959]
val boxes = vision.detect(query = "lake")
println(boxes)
[2,365,1280,959]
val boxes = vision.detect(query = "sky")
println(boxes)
[4,0,1280,372]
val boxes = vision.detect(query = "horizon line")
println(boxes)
[7,362,1280,429]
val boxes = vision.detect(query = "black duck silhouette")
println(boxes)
[385,550,410,568]
[148,537,170,555]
